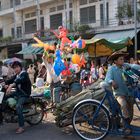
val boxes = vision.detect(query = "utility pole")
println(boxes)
[134,0,137,59]
[13,0,17,39]
[36,0,40,31]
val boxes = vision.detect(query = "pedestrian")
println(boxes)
[7,64,15,79]
[27,64,35,84]
[36,61,42,71]
[35,64,46,87]
[98,63,107,80]
[2,62,9,80]
[129,57,135,64]
[90,61,98,83]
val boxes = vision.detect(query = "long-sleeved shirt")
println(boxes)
[42,58,60,84]
[105,65,132,96]
[6,71,31,96]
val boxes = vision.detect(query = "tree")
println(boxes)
[116,5,126,21]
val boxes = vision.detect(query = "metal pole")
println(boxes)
[134,0,137,59]
[13,0,17,39]
[36,0,40,31]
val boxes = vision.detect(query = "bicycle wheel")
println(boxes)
[72,100,110,140]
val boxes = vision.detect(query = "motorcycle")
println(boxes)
[0,83,45,125]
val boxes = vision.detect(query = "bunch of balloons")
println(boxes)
[32,26,87,77]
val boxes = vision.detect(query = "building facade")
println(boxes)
[0,0,124,39]
[0,0,139,59]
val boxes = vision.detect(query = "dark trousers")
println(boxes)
[1,92,28,127]
[0,104,3,123]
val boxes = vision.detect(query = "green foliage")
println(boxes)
[137,9,140,22]
[116,5,126,20]
[127,4,133,18]
[116,2,133,21]
[77,24,91,33]
[0,36,13,43]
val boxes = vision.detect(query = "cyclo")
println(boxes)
[72,68,140,140]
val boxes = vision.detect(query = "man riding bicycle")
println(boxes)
[105,51,136,139]
[0,61,31,134]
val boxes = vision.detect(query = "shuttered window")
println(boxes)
[80,6,96,24]
[25,19,37,33]
[79,0,87,5]
[0,29,3,37]
[50,13,62,29]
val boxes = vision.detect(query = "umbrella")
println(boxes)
[3,57,23,64]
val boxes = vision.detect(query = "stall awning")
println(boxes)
[84,37,132,57]
[17,44,44,54]
[94,29,140,41]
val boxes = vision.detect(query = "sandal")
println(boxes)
[16,127,25,134]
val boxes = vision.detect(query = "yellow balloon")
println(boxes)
[33,37,44,44]
[32,43,44,47]
[72,54,80,64]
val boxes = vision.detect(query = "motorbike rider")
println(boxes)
[0,61,31,134]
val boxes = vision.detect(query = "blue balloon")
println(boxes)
[54,57,66,76]
[77,39,82,48]
[55,50,61,58]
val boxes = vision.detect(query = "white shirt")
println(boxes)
[42,58,60,84]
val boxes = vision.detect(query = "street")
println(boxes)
[0,108,140,140]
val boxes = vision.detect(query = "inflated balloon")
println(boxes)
[61,69,71,76]
[53,50,66,76]
[44,44,55,50]
[51,26,72,50]
[72,54,80,64]
[32,36,55,51]
[32,43,44,47]
[33,36,44,45]
[79,55,86,67]
[70,42,77,48]
[55,50,61,57]
[54,58,66,76]
[70,64,80,73]
[77,39,86,49]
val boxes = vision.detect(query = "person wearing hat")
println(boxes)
[105,51,135,137]
[0,61,31,134]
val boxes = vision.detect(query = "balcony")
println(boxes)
[0,0,55,15]
[16,0,55,11]
[0,9,13,16]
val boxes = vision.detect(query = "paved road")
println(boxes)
[0,106,140,140]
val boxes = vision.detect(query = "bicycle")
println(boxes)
[72,81,140,140]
